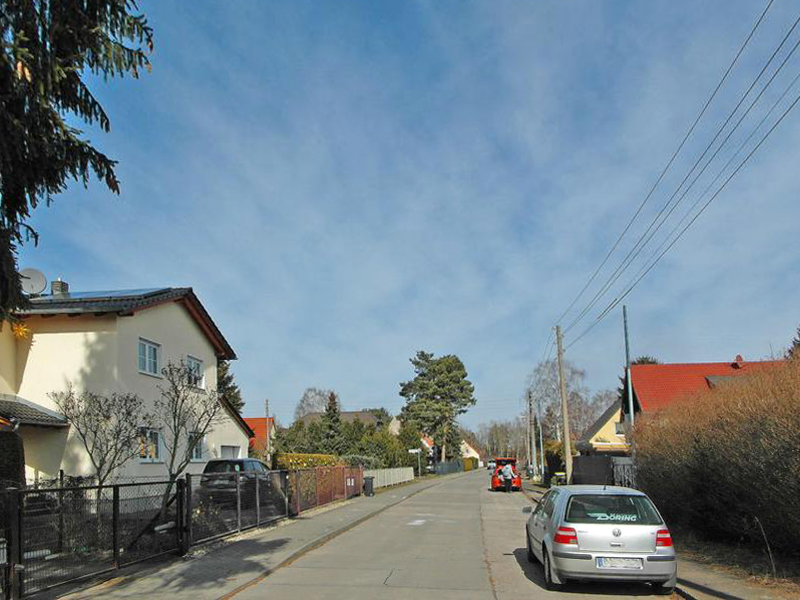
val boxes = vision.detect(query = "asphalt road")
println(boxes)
[234,470,675,599]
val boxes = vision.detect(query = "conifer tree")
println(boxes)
[1,1,153,319]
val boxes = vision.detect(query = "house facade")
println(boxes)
[576,403,629,456]
[0,282,251,483]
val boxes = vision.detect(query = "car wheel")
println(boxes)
[526,527,536,563]
[543,548,563,591]
[651,582,675,596]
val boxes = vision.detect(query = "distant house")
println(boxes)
[576,403,629,456]
[460,440,480,460]
[244,417,275,459]
[625,354,783,422]
[298,410,379,428]
[0,281,253,483]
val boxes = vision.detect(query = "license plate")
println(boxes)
[596,557,643,570]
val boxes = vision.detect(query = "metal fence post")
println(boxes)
[185,474,193,548]
[315,468,320,509]
[57,470,64,554]
[7,488,22,600]
[283,472,289,518]
[175,478,186,555]
[235,473,242,533]
[255,473,261,527]
[112,485,120,569]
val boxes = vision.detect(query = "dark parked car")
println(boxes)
[198,459,284,507]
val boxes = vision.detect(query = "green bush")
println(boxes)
[635,359,800,555]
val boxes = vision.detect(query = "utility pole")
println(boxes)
[555,325,573,482]
[527,389,537,477]
[623,306,635,429]
[537,394,545,478]
[264,397,271,462]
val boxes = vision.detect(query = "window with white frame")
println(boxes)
[138,339,160,376]
[220,445,240,459]
[190,432,206,461]
[186,356,205,388]
[139,428,162,462]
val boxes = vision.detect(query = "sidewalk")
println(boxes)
[52,473,465,600]
[520,479,794,600]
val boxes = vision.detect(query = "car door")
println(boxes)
[529,491,553,548]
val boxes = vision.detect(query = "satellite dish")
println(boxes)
[19,268,47,295]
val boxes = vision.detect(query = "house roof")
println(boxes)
[630,356,783,412]
[0,394,68,427]
[220,397,255,438]
[298,411,378,427]
[244,417,274,442]
[18,287,236,359]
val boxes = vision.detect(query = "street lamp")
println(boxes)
[408,448,421,477]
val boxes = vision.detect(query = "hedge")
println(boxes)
[275,453,340,470]
[634,359,800,555]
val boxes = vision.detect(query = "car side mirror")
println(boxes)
[522,506,532,514]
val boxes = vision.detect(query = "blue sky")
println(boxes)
[19,0,800,428]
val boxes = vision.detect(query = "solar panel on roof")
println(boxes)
[43,288,165,300]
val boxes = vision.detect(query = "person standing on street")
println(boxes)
[501,462,514,492]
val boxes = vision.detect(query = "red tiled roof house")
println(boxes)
[625,355,783,421]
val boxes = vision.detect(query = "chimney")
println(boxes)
[51,278,69,296]
[732,354,745,369]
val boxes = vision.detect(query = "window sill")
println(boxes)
[139,370,162,379]
[190,458,205,463]
[139,460,165,465]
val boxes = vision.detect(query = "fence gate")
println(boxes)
[611,457,636,488]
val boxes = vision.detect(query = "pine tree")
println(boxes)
[787,325,800,359]
[1,1,154,320]
[217,360,245,413]
[399,351,476,462]
[320,392,345,455]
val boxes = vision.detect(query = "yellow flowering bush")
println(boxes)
[276,453,341,470]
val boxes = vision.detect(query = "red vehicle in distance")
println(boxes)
[490,457,522,491]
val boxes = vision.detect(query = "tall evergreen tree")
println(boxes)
[217,360,245,413]
[1,1,153,320]
[399,351,476,461]
[320,391,345,455]
[787,324,800,359]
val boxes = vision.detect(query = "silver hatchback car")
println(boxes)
[525,485,677,594]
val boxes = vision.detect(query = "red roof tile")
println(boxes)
[244,417,274,448]
[631,357,782,412]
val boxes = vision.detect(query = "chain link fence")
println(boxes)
[1,469,294,598]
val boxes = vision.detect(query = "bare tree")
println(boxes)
[527,359,589,441]
[294,387,336,421]
[153,361,224,512]
[51,385,151,487]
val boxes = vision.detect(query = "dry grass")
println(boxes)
[635,358,800,556]
[674,527,800,595]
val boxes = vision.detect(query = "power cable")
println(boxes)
[564,10,800,336]
[553,0,776,327]
[566,82,800,350]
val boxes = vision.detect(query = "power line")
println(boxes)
[566,81,800,350]
[554,0,776,328]
[565,9,800,337]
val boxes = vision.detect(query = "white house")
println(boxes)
[0,281,252,483]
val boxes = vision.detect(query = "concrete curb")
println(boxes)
[674,586,698,600]
[220,471,469,599]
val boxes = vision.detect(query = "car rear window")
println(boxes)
[565,494,663,525]
[204,461,242,473]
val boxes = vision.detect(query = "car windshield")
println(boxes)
[565,494,663,525]
[204,461,242,473]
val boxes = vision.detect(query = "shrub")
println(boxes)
[340,455,382,469]
[275,453,340,470]
[635,359,800,555]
